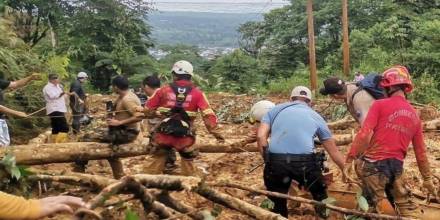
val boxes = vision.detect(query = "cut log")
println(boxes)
[30,173,286,220]
[214,182,411,220]
[0,142,150,166]
[85,176,174,219]
[3,134,353,166]
[424,118,440,130]
[195,184,286,220]
[327,117,356,130]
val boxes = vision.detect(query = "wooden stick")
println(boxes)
[213,182,412,220]
[26,107,46,117]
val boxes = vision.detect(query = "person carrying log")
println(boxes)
[0,73,40,146]
[75,76,143,179]
[257,86,345,218]
[137,60,224,176]
[345,66,437,218]
[43,73,72,143]
[319,74,384,124]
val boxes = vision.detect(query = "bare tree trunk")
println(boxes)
[214,182,411,220]
[3,133,353,166]
[30,173,286,220]
[195,184,286,220]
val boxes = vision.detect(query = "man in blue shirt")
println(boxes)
[257,86,345,218]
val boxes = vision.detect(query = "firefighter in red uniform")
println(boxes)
[138,60,224,176]
[345,66,437,218]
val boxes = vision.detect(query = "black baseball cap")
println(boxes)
[48,74,59,80]
[319,77,345,95]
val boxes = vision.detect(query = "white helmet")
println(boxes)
[77,72,88,78]
[172,60,194,76]
[250,100,275,122]
[291,86,312,101]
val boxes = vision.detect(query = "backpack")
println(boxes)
[156,83,194,137]
[353,72,385,100]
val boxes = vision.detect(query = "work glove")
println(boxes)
[423,177,438,201]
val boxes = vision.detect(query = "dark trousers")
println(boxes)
[166,148,177,165]
[49,111,69,134]
[70,104,84,134]
[264,159,327,217]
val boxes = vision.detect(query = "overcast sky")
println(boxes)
[152,0,289,13]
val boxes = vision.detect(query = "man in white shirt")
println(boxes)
[43,74,71,143]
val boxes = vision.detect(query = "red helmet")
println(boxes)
[380,65,413,93]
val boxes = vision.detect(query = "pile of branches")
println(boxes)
[27,171,410,220]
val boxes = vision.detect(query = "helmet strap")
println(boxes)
[385,86,406,97]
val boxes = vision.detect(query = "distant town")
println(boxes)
[149,47,236,60]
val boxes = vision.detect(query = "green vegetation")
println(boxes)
[235,0,440,99]
[0,0,439,142]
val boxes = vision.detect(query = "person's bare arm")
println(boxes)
[322,138,345,170]
[8,73,40,90]
[0,105,27,117]
[107,116,142,127]
[257,122,270,157]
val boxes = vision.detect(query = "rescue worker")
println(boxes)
[69,72,88,134]
[345,66,436,218]
[0,192,85,219]
[138,60,224,176]
[257,86,345,218]
[0,73,40,146]
[141,75,177,170]
[75,76,143,179]
[319,76,375,124]
[43,74,71,143]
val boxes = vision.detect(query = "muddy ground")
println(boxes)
[24,93,440,219]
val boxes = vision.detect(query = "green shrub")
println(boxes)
[409,73,440,105]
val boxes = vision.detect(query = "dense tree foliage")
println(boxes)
[239,0,440,79]
[4,0,155,91]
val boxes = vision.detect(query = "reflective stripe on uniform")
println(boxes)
[202,108,215,116]
[157,107,198,117]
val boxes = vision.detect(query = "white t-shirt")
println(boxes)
[43,82,67,114]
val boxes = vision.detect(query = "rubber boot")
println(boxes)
[108,158,125,179]
[55,132,69,143]
[144,154,167,174]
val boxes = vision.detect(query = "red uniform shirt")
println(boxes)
[348,96,425,162]
[146,80,218,130]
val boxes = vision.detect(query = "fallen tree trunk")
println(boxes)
[85,176,175,219]
[424,118,440,130]
[195,184,286,220]
[30,173,286,220]
[214,182,411,220]
[1,134,353,166]
[327,117,356,130]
